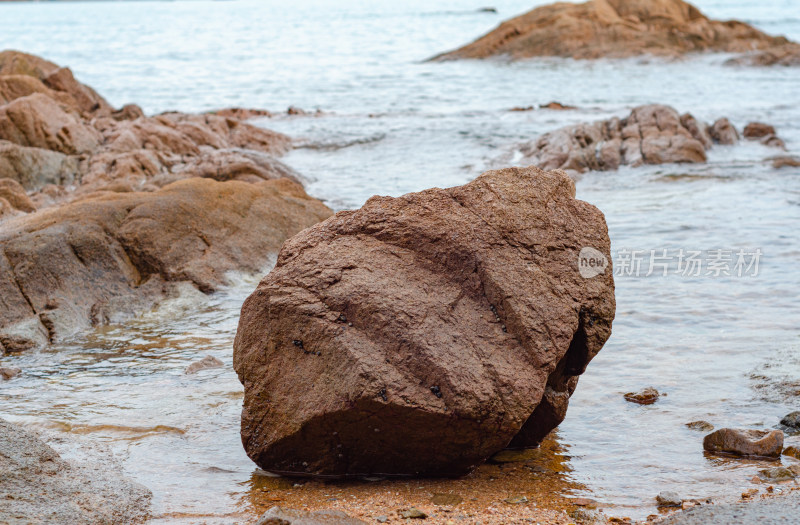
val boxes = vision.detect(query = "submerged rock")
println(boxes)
[685,421,714,432]
[0,178,332,350]
[656,491,683,507]
[0,366,20,379]
[0,418,151,524]
[513,105,740,174]
[234,166,615,478]
[782,446,800,459]
[757,466,796,482]
[185,355,224,375]
[702,428,784,458]
[431,0,790,61]
[780,411,800,430]
[256,506,367,525]
[772,156,800,169]
[624,387,660,405]
[725,43,800,67]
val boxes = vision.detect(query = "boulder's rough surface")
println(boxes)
[256,506,367,525]
[702,428,784,458]
[0,418,151,524]
[431,0,790,61]
[0,178,332,351]
[234,166,615,478]
[515,105,736,174]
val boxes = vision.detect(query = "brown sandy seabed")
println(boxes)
[155,433,800,525]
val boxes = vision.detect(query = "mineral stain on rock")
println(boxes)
[233,166,615,478]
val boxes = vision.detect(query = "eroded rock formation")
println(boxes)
[234,166,615,478]
[513,104,771,174]
[431,0,791,61]
[0,51,333,351]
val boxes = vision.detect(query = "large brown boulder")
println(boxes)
[234,166,615,478]
[0,177,332,352]
[431,0,790,60]
[516,105,735,174]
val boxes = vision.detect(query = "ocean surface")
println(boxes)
[1,0,800,522]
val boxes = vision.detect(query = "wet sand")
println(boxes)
[236,437,602,524]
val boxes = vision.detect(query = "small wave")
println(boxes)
[41,421,186,440]
[295,133,387,151]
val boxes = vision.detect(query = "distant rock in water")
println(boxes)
[185,355,224,375]
[430,0,792,61]
[725,43,800,67]
[513,104,749,174]
[702,428,784,458]
[0,51,334,351]
[234,166,615,478]
[0,418,151,524]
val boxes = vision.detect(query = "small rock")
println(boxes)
[780,411,800,430]
[741,488,759,499]
[431,494,463,506]
[539,101,576,110]
[376,517,388,524]
[782,446,800,459]
[185,355,224,375]
[703,428,784,458]
[503,495,528,504]
[743,122,776,138]
[400,508,427,519]
[710,118,739,145]
[624,388,660,405]
[758,467,796,482]
[572,497,598,508]
[686,421,714,432]
[0,367,21,380]
[772,156,800,169]
[477,7,498,13]
[656,491,682,507]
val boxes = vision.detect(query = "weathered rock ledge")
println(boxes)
[0,51,333,351]
[431,0,793,62]
[234,166,615,478]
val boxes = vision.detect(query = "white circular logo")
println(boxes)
[578,247,608,278]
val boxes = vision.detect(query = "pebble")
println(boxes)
[376,517,388,523]
[572,497,597,508]
[400,508,427,519]
[758,467,796,482]
[503,495,528,504]
[782,445,800,459]
[656,491,682,507]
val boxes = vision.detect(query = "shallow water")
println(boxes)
[1,0,800,522]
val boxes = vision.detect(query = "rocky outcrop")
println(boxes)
[0,51,296,199]
[0,178,331,352]
[0,418,151,524]
[0,52,334,350]
[234,166,615,478]
[515,105,744,174]
[0,50,112,116]
[431,0,791,61]
[702,428,784,458]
